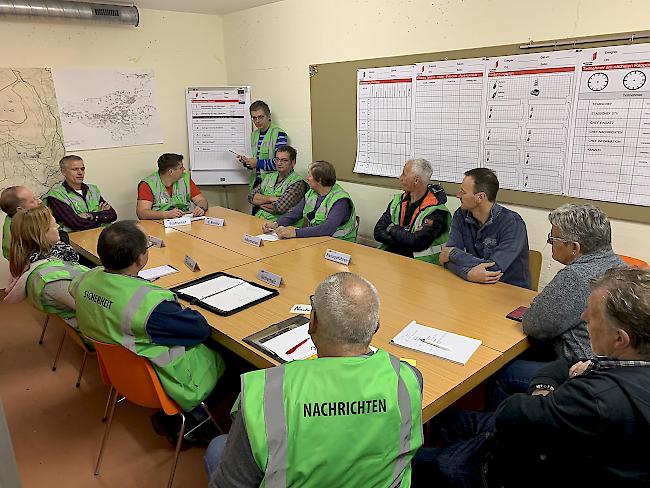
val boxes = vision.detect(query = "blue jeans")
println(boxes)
[412,410,496,488]
[204,434,229,479]
[487,359,547,410]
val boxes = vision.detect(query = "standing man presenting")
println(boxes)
[237,100,288,190]
[45,155,117,232]
[374,158,451,265]
[439,168,530,288]
[137,153,209,220]
[248,145,307,222]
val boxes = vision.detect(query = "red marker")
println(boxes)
[285,338,309,355]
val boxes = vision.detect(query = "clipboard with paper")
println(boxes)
[243,315,316,363]
[170,271,278,316]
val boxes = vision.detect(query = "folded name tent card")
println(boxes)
[171,272,278,316]
[390,321,481,365]
[163,216,191,227]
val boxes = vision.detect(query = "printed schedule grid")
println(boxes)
[355,80,412,177]
[570,98,650,205]
[413,76,483,183]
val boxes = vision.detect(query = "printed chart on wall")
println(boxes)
[353,41,650,208]
[186,87,252,185]
[354,66,414,177]
[413,58,486,183]
[569,44,650,206]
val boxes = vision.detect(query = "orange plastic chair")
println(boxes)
[619,254,650,269]
[88,339,220,488]
[49,315,95,387]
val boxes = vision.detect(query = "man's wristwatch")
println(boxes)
[532,384,555,392]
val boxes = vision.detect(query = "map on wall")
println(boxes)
[0,68,64,197]
[52,68,163,151]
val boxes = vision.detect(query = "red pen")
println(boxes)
[285,338,309,355]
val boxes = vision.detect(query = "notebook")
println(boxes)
[171,272,278,316]
[390,321,481,365]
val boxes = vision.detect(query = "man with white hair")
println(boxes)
[205,272,424,487]
[374,158,451,264]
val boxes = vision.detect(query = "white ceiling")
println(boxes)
[84,0,285,15]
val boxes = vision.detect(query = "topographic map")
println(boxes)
[0,68,63,197]
[52,68,162,150]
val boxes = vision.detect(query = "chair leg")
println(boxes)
[75,351,89,388]
[167,412,185,488]
[51,330,66,371]
[39,315,50,345]
[101,386,114,422]
[200,401,223,434]
[95,388,118,475]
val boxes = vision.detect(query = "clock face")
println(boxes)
[623,70,646,90]
[587,72,608,91]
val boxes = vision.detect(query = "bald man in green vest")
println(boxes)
[205,272,423,487]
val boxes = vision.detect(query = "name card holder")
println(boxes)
[290,304,312,314]
[147,235,165,248]
[164,216,192,227]
[324,248,352,265]
[243,234,263,247]
[204,217,225,227]
[184,255,201,272]
[257,269,283,287]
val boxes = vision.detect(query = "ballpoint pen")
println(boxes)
[420,338,452,352]
[285,338,310,355]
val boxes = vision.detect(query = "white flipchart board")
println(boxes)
[186,86,252,185]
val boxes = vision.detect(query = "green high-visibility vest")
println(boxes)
[240,349,423,488]
[26,259,89,321]
[303,183,357,242]
[44,182,104,232]
[249,122,284,189]
[142,172,191,212]
[2,215,11,260]
[254,170,305,222]
[71,268,224,411]
[380,191,451,265]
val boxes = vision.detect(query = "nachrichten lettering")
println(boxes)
[83,290,113,310]
[303,399,387,418]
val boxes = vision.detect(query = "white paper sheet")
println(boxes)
[260,323,316,362]
[391,321,481,365]
[138,265,179,281]
[257,233,279,242]
[182,214,207,221]
[176,276,244,300]
[202,282,273,312]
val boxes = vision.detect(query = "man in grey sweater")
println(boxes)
[490,204,625,407]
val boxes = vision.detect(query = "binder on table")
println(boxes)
[243,315,316,363]
[170,272,278,316]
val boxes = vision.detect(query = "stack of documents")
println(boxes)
[391,321,481,365]
[138,265,179,281]
[176,275,273,313]
[260,322,316,362]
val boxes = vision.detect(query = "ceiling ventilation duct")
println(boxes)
[0,0,139,26]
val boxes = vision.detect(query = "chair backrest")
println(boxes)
[619,254,650,269]
[529,250,543,292]
[88,339,180,415]
[50,314,94,353]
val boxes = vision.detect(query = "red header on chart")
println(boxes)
[191,99,240,103]
[488,66,575,77]
[417,72,483,80]
[583,62,650,71]
[359,78,412,85]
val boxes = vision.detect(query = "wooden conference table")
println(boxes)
[69,208,537,422]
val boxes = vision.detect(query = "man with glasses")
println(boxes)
[248,145,307,221]
[204,272,423,487]
[136,153,209,220]
[71,220,225,444]
[439,168,531,288]
[236,100,289,190]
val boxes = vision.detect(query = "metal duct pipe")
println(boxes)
[0,0,139,26]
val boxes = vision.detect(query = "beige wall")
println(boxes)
[0,8,228,283]
[222,0,650,287]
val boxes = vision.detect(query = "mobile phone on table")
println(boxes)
[506,306,528,322]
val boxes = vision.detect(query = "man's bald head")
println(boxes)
[0,186,41,217]
[312,272,380,348]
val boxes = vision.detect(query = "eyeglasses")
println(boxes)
[309,294,315,313]
[547,232,573,245]
[252,115,267,121]
[146,241,155,250]
[273,157,291,164]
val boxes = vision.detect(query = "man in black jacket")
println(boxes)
[413,267,650,487]
[374,158,451,265]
